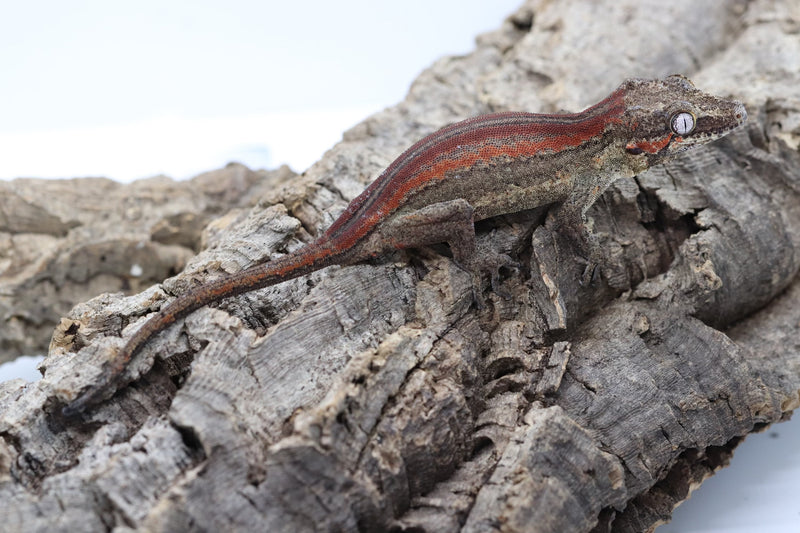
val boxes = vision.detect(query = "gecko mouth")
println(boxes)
[694,102,748,140]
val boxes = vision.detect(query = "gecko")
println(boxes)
[62,75,746,415]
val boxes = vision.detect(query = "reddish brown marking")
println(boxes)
[626,133,673,154]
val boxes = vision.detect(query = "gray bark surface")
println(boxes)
[1,1,799,532]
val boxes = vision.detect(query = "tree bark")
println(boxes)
[1,1,799,532]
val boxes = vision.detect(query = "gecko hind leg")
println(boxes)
[367,199,513,302]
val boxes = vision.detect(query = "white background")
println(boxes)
[0,2,797,531]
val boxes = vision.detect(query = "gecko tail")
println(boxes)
[61,363,118,417]
[61,242,345,416]
[61,305,181,417]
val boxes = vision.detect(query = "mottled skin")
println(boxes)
[63,76,746,415]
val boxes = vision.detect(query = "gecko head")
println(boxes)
[620,75,747,166]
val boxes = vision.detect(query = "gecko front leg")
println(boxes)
[550,177,613,284]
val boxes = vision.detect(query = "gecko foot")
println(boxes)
[579,259,600,286]
[485,252,518,299]
[458,246,519,303]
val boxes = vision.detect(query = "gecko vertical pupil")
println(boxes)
[671,112,695,135]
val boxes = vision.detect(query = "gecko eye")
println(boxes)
[670,111,695,136]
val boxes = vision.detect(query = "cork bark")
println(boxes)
[1,1,799,532]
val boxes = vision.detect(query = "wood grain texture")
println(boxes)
[2,0,799,532]
[0,164,296,363]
